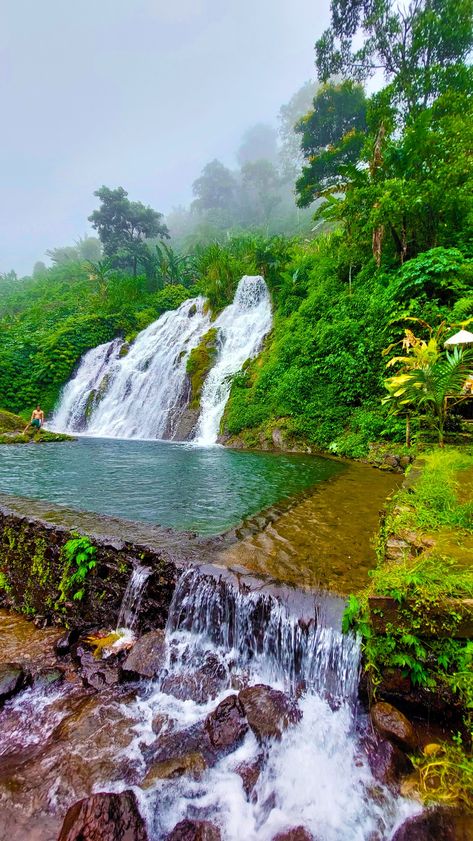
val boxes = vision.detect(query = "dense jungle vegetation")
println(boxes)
[0,0,472,457]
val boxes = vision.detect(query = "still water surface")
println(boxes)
[0,438,344,534]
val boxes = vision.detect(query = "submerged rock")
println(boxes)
[120,630,166,681]
[391,807,473,841]
[371,702,417,751]
[142,752,207,787]
[166,820,221,841]
[57,790,148,840]
[239,684,302,741]
[0,663,29,705]
[204,694,248,750]
[272,829,314,841]
[235,755,263,798]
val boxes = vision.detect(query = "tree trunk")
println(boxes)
[405,413,411,448]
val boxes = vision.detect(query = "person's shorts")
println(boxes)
[31,419,41,429]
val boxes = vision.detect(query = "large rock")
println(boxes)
[32,667,64,691]
[204,694,248,750]
[272,829,314,841]
[120,630,167,681]
[57,790,148,840]
[166,820,221,841]
[55,628,81,657]
[391,808,473,841]
[0,663,28,705]
[371,702,417,751]
[239,684,301,741]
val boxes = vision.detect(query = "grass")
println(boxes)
[392,448,473,533]
[412,740,473,812]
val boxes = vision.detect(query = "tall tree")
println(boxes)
[88,186,169,275]
[315,0,473,117]
[191,160,237,213]
[295,81,368,207]
[278,80,320,178]
[240,160,281,226]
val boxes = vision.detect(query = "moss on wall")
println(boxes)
[186,328,218,410]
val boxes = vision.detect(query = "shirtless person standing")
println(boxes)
[24,405,45,433]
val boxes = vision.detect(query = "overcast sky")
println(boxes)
[0,0,331,275]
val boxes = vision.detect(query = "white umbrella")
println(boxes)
[444,329,473,347]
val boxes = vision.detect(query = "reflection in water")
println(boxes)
[0,438,343,535]
[219,462,400,593]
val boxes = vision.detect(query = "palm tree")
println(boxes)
[384,345,473,447]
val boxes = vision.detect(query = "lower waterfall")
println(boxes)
[118,569,417,840]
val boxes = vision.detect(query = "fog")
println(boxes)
[0,0,330,275]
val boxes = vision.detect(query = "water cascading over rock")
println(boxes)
[193,275,272,446]
[50,276,272,444]
[50,297,211,439]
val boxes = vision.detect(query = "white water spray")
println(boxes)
[51,298,210,439]
[193,275,272,446]
[51,277,272,443]
[117,564,151,631]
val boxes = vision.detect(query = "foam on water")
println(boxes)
[105,569,419,840]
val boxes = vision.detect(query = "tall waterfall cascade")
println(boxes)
[50,276,272,444]
[50,297,211,439]
[193,275,272,446]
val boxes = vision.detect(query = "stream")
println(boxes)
[0,568,418,841]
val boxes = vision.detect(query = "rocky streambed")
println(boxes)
[0,566,441,841]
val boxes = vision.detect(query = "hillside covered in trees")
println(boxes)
[1,0,472,457]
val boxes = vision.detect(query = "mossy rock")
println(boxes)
[0,409,25,434]
[186,328,219,410]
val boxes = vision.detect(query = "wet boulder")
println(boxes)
[55,628,81,657]
[391,807,473,841]
[74,644,120,690]
[142,752,207,787]
[239,684,302,741]
[272,829,314,841]
[0,663,29,705]
[366,736,412,786]
[235,755,263,798]
[371,702,417,751]
[120,630,166,681]
[204,694,248,750]
[32,667,64,691]
[166,820,221,841]
[57,790,148,840]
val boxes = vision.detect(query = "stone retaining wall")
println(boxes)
[0,496,196,631]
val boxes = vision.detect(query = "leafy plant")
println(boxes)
[58,535,97,603]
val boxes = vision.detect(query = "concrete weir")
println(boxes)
[0,493,333,632]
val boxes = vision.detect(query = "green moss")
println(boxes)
[0,409,25,433]
[186,328,218,410]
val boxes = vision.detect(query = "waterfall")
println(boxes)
[120,568,417,840]
[51,276,272,444]
[116,564,151,631]
[166,568,360,703]
[50,338,124,432]
[193,275,272,446]
[50,297,211,439]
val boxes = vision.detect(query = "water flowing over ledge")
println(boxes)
[50,276,272,445]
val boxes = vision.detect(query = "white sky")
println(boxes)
[0,0,331,275]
